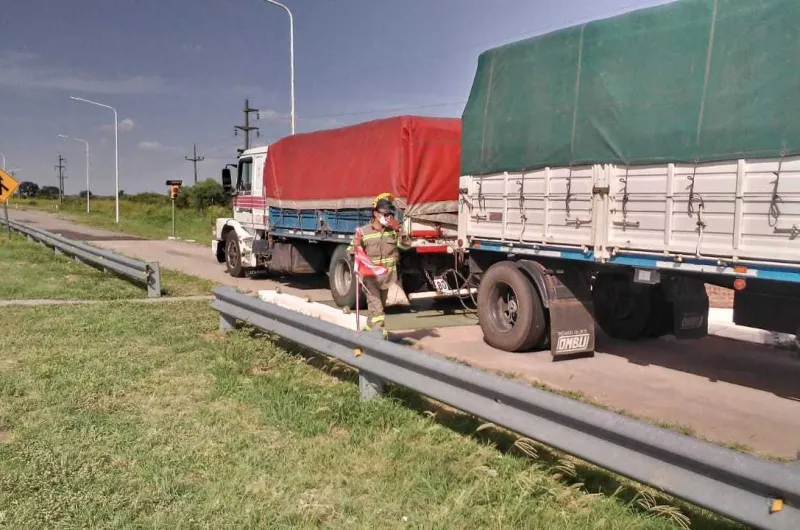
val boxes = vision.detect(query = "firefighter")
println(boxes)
[351,193,411,336]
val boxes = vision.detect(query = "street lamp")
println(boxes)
[263,0,296,135]
[70,96,120,223]
[58,135,91,213]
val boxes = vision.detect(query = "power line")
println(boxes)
[184,143,206,184]
[259,101,467,123]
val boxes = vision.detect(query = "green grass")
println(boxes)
[0,300,742,529]
[0,235,213,299]
[16,198,226,244]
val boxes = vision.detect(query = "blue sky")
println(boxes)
[0,0,672,195]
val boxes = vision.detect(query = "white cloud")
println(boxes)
[0,51,169,95]
[101,118,135,133]
[138,140,178,153]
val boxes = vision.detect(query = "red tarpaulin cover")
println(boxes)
[263,116,461,216]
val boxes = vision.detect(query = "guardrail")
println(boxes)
[2,218,161,297]
[211,286,799,530]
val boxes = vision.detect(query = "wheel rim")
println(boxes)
[488,281,519,333]
[226,240,240,269]
[333,258,352,295]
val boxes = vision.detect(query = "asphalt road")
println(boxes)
[10,207,800,459]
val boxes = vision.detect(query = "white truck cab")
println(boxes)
[212,146,268,271]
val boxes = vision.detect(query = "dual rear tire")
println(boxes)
[477,262,548,352]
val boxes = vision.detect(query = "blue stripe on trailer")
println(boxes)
[268,207,406,238]
[470,239,800,284]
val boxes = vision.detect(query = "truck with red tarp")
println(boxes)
[212,115,466,307]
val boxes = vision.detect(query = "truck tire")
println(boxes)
[644,284,673,338]
[477,261,547,352]
[593,275,651,340]
[224,231,245,278]
[215,238,226,263]
[329,245,360,309]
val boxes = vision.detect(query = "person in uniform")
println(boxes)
[350,193,411,336]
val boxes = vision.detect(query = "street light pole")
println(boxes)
[70,96,119,223]
[58,135,90,213]
[263,0,296,135]
[0,153,5,171]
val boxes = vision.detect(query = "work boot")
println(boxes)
[371,326,388,341]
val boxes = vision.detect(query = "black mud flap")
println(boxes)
[665,276,709,339]
[734,280,800,335]
[517,260,595,361]
[550,298,596,361]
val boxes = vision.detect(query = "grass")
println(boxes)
[0,300,743,529]
[0,235,213,299]
[15,198,226,244]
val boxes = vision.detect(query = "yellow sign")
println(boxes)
[0,169,19,203]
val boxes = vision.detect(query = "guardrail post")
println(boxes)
[146,262,162,298]
[219,313,237,332]
[359,371,385,401]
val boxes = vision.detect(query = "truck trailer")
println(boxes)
[459,0,800,358]
[213,116,466,307]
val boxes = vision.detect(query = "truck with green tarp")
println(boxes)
[458,0,800,358]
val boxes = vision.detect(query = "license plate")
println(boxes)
[433,278,453,295]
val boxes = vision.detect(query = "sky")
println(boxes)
[0,0,673,195]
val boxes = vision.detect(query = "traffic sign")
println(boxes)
[0,168,19,203]
[165,180,183,186]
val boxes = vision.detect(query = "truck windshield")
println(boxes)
[237,158,253,194]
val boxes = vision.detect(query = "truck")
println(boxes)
[213,116,466,307]
[458,0,800,358]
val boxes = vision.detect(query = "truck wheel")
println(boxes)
[593,275,651,340]
[329,245,359,308]
[215,240,226,263]
[644,284,673,338]
[225,231,245,278]
[477,261,546,352]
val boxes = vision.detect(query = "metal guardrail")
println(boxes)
[2,218,161,297]
[211,286,799,530]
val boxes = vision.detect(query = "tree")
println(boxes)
[18,181,39,198]
[189,179,228,209]
[79,190,94,199]
[39,186,60,199]
[118,190,125,198]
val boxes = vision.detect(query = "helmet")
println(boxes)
[372,192,395,213]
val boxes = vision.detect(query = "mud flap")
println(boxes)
[516,260,595,360]
[550,297,596,361]
[664,276,709,339]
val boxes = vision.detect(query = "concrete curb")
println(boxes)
[708,308,797,347]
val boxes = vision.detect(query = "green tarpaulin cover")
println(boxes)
[462,0,800,176]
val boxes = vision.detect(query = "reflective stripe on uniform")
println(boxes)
[370,315,385,324]
[361,231,396,242]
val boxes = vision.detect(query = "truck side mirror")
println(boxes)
[221,168,232,194]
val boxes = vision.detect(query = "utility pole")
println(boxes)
[234,98,260,150]
[55,155,67,204]
[184,143,205,184]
